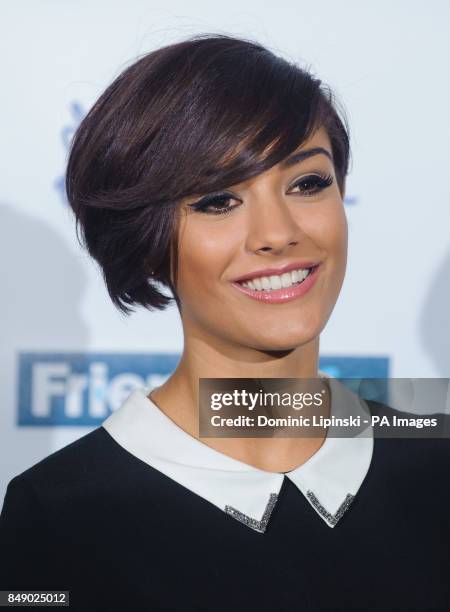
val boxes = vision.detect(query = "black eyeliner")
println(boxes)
[188,192,236,215]
[189,173,334,216]
[189,193,230,208]
[289,173,333,192]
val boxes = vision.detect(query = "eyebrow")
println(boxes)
[188,145,335,205]
[281,146,333,168]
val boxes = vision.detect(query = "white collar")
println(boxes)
[102,373,373,533]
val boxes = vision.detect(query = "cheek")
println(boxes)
[298,202,348,297]
[299,201,347,258]
[176,220,235,297]
[333,206,348,264]
[325,205,348,263]
[319,204,348,298]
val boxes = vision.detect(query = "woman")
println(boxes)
[1,33,450,611]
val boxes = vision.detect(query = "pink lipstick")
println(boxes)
[231,264,321,304]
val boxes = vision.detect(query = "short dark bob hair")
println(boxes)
[66,33,351,315]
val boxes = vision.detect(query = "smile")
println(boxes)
[231,265,321,303]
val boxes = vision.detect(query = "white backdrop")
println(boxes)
[1,0,449,506]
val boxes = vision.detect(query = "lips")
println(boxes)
[231,260,322,284]
[231,263,321,304]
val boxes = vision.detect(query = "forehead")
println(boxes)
[218,123,332,167]
[255,124,333,174]
[237,126,333,187]
[181,124,336,203]
[284,125,332,158]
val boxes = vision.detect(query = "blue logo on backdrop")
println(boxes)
[18,352,179,426]
[54,101,86,204]
[18,352,389,426]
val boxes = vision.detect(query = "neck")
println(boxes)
[148,334,328,473]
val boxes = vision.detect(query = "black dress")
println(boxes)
[1,383,450,612]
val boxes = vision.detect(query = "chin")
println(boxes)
[252,329,320,353]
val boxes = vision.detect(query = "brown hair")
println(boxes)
[65,33,351,315]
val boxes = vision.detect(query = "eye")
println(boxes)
[289,173,334,196]
[187,172,334,216]
[187,193,239,216]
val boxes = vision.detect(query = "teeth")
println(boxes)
[253,277,263,291]
[281,272,291,288]
[270,275,282,290]
[240,267,312,291]
[261,277,271,290]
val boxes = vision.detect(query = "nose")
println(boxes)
[244,193,303,256]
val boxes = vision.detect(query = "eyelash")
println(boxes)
[188,173,334,216]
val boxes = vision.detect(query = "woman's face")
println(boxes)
[174,126,348,353]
